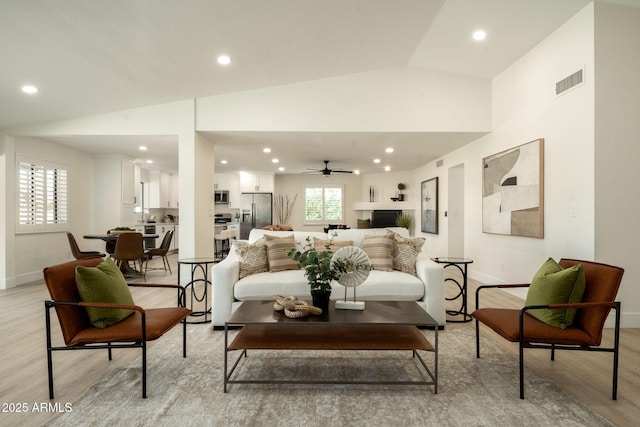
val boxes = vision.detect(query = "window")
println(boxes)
[17,156,68,233]
[305,185,343,224]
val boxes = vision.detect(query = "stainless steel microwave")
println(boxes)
[214,190,229,204]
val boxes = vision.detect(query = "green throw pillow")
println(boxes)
[525,258,586,329]
[75,258,135,328]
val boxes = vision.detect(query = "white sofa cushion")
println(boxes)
[235,269,310,300]
[332,270,424,301]
[234,269,424,302]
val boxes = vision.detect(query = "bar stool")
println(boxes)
[214,228,236,258]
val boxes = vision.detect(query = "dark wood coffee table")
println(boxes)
[224,300,438,393]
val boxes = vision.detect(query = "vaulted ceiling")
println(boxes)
[4,0,619,174]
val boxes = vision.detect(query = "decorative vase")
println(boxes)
[398,194,405,201]
[311,289,331,313]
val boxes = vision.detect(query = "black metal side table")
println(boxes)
[177,257,218,324]
[431,257,474,323]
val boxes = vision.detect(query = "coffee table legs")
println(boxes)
[223,324,438,393]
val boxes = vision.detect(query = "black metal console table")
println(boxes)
[177,257,218,324]
[431,257,474,323]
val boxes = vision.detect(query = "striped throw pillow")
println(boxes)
[264,234,299,272]
[362,232,395,272]
[312,237,353,253]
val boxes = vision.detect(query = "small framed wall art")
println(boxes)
[482,138,544,238]
[421,177,438,234]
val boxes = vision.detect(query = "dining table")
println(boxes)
[84,233,159,276]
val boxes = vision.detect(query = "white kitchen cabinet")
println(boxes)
[214,173,230,191]
[93,155,137,231]
[240,173,274,193]
[149,170,172,208]
[171,225,179,251]
[228,173,241,209]
[121,157,136,205]
[170,173,179,208]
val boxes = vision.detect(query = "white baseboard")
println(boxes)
[2,270,43,289]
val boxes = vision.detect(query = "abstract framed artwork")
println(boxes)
[482,138,544,238]
[421,177,438,234]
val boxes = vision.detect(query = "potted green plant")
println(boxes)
[109,226,135,235]
[285,238,338,311]
[396,212,412,230]
[397,183,406,201]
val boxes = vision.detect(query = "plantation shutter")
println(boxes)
[17,156,68,232]
[305,187,323,221]
[304,186,343,223]
[324,187,342,221]
[18,161,46,226]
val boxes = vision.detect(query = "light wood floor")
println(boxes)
[0,255,638,426]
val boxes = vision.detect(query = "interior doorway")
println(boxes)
[448,164,465,257]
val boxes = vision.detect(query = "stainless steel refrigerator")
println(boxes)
[240,193,273,239]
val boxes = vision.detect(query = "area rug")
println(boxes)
[44,323,612,427]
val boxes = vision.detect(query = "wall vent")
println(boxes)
[436,159,444,167]
[556,69,583,95]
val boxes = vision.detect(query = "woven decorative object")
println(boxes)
[272,294,323,318]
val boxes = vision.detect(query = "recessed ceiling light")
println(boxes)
[385,147,394,153]
[138,145,148,151]
[146,159,153,164]
[263,147,271,153]
[278,167,285,171]
[217,55,231,65]
[272,158,279,163]
[384,166,391,172]
[373,158,381,164]
[21,85,38,94]
[354,170,360,175]
[220,160,228,164]
[472,30,486,41]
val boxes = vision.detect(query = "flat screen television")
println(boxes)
[371,210,401,228]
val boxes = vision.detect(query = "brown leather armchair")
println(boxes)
[43,258,191,398]
[472,258,624,399]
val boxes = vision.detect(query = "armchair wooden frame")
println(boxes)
[44,259,191,399]
[473,259,623,400]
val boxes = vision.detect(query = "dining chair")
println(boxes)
[105,229,116,255]
[112,232,146,278]
[67,232,105,260]
[144,230,173,274]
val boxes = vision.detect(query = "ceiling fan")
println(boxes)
[304,160,353,176]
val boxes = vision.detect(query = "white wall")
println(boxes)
[7,99,217,265]
[3,136,95,287]
[414,5,597,292]
[594,2,640,323]
[274,173,363,232]
[196,67,491,132]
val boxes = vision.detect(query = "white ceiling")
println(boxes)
[4,0,629,175]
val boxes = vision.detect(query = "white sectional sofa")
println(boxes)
[211,227,445,327]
